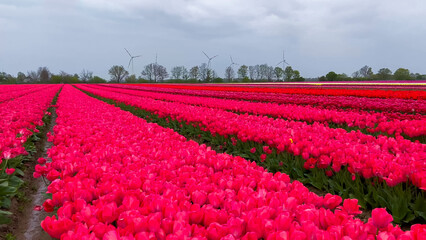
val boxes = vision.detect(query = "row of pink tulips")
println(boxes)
[77,85,426,190]
[0,84,43,94]
[106,84,426,115]
[90,85,425,138]
[0,84,51,103]
[0,85,61,162]
[35,86,424,239]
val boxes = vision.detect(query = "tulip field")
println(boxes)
[0,83,425,239]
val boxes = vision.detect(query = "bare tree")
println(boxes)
[154,64,168,82]
[359,65,373,78]
[248,66,256,81]
[259,64,269,80]
[266,66,274,81]
[353,65,373,79]
[38,67,51,83]
[16,72,26,83]
[352,71,361,78]
[225,66,235,82]
[142,63,168,82]
[189,66,199,80]
[182,67,189,80]
[26,71,40,83]
[108,65,129,83]
[171,66,188,79]
[142,64,154,81]
[80,69,93,82]
[199,63,208,82]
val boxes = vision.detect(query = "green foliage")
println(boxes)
[376,68,393,80]
[394,68,411,80]
[89,76,107,83]
[5,233,16,240]
[125,75,138,83]
[212,77,224,83]
[237,65,249,79]
[0,72,17,84]
[326,71,338,81]
[241,76,251,83]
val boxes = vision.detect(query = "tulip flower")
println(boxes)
[34,85,422,239]
[372,208,393,229]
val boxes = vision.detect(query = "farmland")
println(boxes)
[0,83,425,239]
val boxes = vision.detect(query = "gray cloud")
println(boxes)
[1,0,425,79]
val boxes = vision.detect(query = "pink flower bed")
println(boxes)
[35,85,425,239]
[77,85,426,190]
[0,85,61,162]
[0,84,51,103]
[88,85,426,138]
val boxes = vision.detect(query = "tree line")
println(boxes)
[1,64,424,84]
[0,67,107,84]
[320,66,426,81]
[108,63,305,83]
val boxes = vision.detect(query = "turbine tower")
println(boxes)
[276,50,289,70]
[276,50,290,81]
[125,48,142,75]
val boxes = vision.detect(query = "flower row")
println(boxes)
[0,85,61,162]
[133,83,426,99]
[111,84,426,115]
[78,85,426,190]
[90,85,426,138]
[0,84,51,103]
[35,85,424,239]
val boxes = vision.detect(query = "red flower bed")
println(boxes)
[108,84,426,115]
[132,83,426,100]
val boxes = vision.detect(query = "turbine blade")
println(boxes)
[230,56,233,63]
[128,59,132,69]
[211,55,218,60]
[134,55,142,58]
[202,51,209,59]
[125,48,132,57]
[276,61,283,66]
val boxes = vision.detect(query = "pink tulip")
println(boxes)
[372,208,393,229]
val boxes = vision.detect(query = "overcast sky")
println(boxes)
[1,0,425,79]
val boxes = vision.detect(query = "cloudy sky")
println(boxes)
[1,0,425,79]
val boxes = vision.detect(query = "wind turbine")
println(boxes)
[276,50,289,70]
[124,48,142,74]
[202,51,218,69]
[229,55,239,68]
